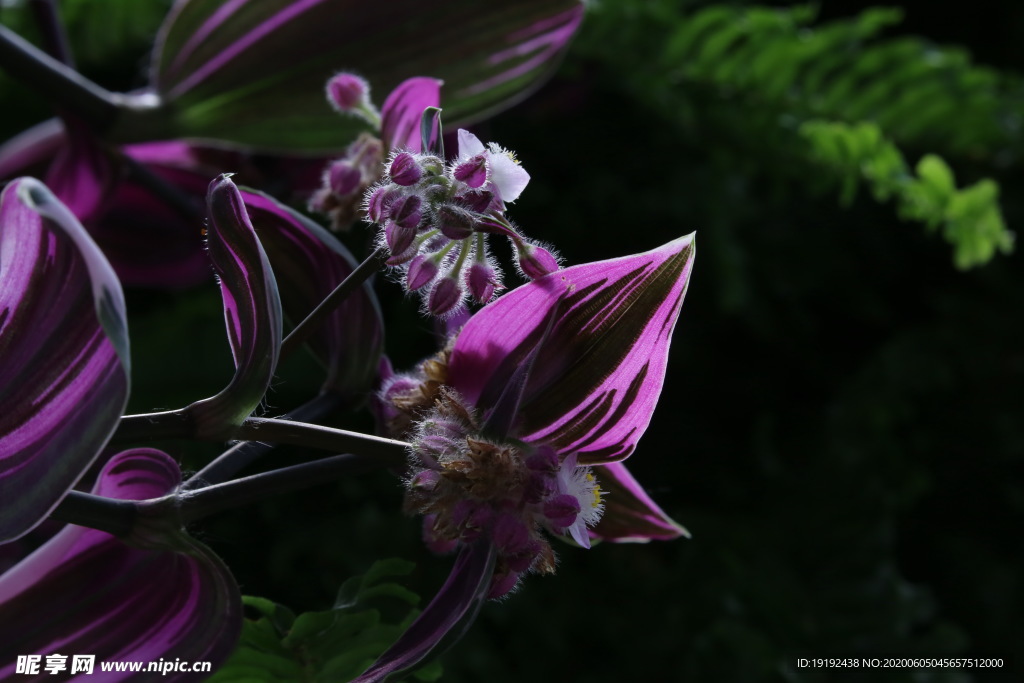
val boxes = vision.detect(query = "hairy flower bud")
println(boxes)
[327,160,362,197]
[406,255,439,292]
[428,277,463,317]
[388,194,423,230]
[390,152,423,186]
[453,154,488,188]
[517,241,559,280]
[467,262,498,303]
[437,205,475,240]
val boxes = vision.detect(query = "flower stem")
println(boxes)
[0,24,117,131]
[28,0,74,67]
[182,392,345,490]
[232,417,408,462]
[280,246,388,361]
[113,409,195,444]
[177,453,392,523]
[48,491,137,537]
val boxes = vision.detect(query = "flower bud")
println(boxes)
[456,189,495,213]
[326,73,371,112]
[366,185,399,223]
[406,255,439,291]
[517,241,559,280]
[385,220,417,255]
[428,276,463,317]
[388,194,423,229]
[453,154,488,188]
[467,262,498,303]
[327,160,363,197]
[492,514,531,554]
[390,152,423,186]
[437,205,475,240]
[543,494,581,529]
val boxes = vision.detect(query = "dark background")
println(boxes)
[2,1,1022,681]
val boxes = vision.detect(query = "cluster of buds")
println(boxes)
[401,389,604,598]
[309,132,384,231]
[309,74,385,231]
[365,130,560,317]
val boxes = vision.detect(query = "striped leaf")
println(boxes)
[143,0,584,152]
[448,235,695,465]
[189,175,282,434]
[241,188,382,397]
[591,462,689,543]
[0,178,129,543]
[0,449,242,680]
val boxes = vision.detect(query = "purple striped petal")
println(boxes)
[591,463,689,543]
[381,77,443,152]
[241,188,383,396]
[447,235,695,465]
[189,175,282,433]
[147,0,584,152]
[0,178,130,543]
[0,449,242,680]
[353,541,496,683]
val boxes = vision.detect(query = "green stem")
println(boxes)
[279,246,387,361]
[177,453,394,523]
[182,392,344,490]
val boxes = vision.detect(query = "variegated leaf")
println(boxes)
[142,0,584,152]
[448,235,695,465]
[189,175,282,433]
[241,188,382,396]
[0,178,130,543]
[0,449,242,680]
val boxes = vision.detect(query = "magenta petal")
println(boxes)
[189,176,283,432]
[0,450,242,680]
[0,179,130,543]
[241,188,383,397]
[448,235,695,464]
[353,541,496,683]
[381,77,443,152]
[591,463,689,542]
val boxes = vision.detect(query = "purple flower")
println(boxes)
[364,128,558,317]
[362,236,695,680]
[0,449,242,680]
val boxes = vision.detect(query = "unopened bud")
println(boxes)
[326,73,371,112]
[385,220,417,255]
[543,494,581,528]
[428,277,463,317]
[437,205,476,240]
[389,194,423,229]
[518,242,559,280]
[406,255,438,291]
[453,154,488,188]
[467,262,498,303]
[390,152,423,186]
[327,160,362,197]
[366,185,398,224]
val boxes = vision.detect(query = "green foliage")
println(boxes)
[800,120,1014,268]
[576,1,1024,267]
[209,559,442,683]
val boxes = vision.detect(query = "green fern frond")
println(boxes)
[800,120,1014,268]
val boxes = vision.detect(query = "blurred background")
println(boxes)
[1,0,1022,681]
